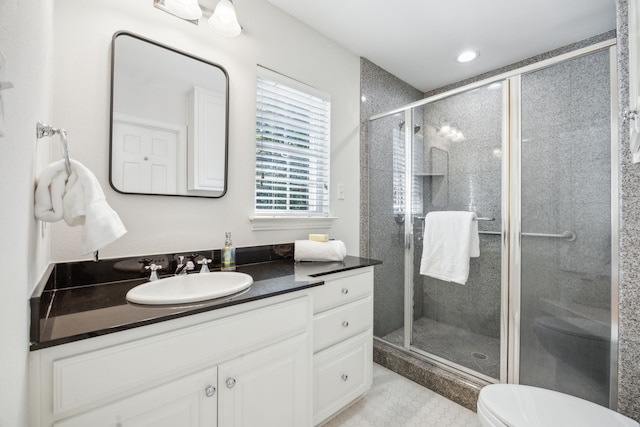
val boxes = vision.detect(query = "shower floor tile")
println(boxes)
[382,317,500,379]
[321,363,481,427]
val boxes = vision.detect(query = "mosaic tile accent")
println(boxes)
[321,363,480,427]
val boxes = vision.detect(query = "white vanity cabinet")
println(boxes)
[30,293,312,427]
[310,267,374,425]
[53,366,219,427]
[218,333,309,426]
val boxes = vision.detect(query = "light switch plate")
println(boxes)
[337,183,345,200]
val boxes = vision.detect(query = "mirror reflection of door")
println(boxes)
[112,115,184,194]
[110,32,229,197]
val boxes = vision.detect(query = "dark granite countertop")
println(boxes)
[30,247,380,351]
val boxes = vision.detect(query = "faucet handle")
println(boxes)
[198,258,212,273]
[145,264,162,281]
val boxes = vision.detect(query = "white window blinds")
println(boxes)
[392,126,423,220]
[255,68,331,215]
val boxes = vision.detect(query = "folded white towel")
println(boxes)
[419,211,479,285]
[294,240,347,262]
[35,159,127,254]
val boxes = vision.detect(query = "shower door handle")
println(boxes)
[405,232,412,249]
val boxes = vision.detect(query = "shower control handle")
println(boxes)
[342,321,349,328]
[341,374,348,381]
[341,288,349,294]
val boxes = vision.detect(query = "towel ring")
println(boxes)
[37,121,71,177]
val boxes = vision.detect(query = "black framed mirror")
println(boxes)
[110,32,228,198]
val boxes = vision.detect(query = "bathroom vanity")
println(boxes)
[29,249,379,427]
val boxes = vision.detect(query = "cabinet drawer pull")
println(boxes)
[226,377,236,389]
[342,321,349,327]
[205,385,216,397]
[341,374,349,381]
[341,288,349,294]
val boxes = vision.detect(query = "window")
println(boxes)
[392,123,423,221]
[255,67,331,216]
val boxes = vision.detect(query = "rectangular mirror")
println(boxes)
[110,32,228,198]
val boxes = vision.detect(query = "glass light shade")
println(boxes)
[209,0,242,37]
[164,0,203,20]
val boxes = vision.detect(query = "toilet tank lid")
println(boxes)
[478,384,639,427]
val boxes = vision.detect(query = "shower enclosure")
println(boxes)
[367,41,617,407]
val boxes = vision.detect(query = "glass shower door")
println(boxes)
[410,84,506,381]
[368,114,407,345]
[518,48,613,406]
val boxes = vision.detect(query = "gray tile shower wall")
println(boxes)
[616,0,640,421]
[360,58,423,337]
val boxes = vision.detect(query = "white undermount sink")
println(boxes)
[126,272,254,305]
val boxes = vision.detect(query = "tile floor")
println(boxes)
[322,363,482,427]
[383,317,500,379]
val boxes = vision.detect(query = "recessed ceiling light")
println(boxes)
[457,50,478,63]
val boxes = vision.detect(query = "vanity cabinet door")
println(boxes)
[218,333,311,427]
[53,366,218,427]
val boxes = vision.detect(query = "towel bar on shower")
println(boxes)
[414,215,495,222]
[522,230,576,242]
[478,230,576,242]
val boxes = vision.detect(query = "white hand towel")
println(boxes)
[419,211,479,285]
[294,240,347,262]
[34,160,69,222]
[35,159,127,254]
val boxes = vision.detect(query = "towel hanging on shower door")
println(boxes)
[419,211,479,285]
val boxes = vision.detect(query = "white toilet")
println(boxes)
[477,384,639,427]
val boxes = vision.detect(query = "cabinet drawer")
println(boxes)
[51,296,309,416]
[313,296,372,353]
[313,331,372,425]
[313,269,372,313]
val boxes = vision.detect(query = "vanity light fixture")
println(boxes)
[155,0,203,21]
[154,0,242,37]
[457,50,478,63]
[209,0,242,37]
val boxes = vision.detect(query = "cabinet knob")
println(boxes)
[226,377,236,389]
[341,288,349,294]
[342,321,349,327]
[205,385,216,397]
[341,374,349,382]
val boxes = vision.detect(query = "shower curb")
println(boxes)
[373,338,483,412]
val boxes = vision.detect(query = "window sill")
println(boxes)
[249,215,337,231]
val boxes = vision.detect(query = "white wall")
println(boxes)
[0,1,53,425]
[52,0,361,261]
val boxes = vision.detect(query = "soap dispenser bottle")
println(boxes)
[221,232,236,271]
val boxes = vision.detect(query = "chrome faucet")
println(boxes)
[145,264,162,281]
[174,255,195,275]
